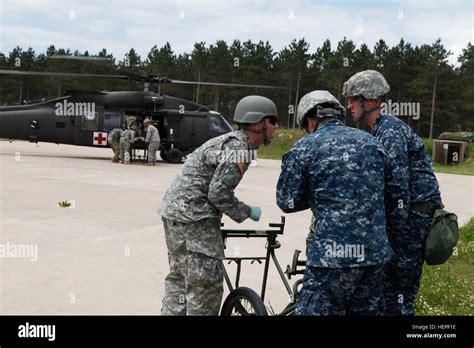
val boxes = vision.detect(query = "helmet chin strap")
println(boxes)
[245,121,270,145]
[263,125,270,145]
[358,99,381,120]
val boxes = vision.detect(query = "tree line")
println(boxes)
[1,37,473,138]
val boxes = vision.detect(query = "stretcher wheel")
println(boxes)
[220,287,268,316]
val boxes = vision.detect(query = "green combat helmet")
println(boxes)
[233,95,278,145]
[233,95,278,124]
[342,70,390,100]
[297,90,345,129]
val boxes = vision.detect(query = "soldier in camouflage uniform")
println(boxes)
[133,119,145,138]
[143,119,161,166]
[119,126,140,164]
[107,128,123,163]
[277,90,393,315]
[160,96,279,315]
[343,70,442,315]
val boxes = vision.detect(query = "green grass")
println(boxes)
[433,156,474,175]
[257,128,305,160]
[257,129,474,176]
[416,218,474,315]
[423,138,474,176]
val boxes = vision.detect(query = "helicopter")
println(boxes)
[0,61,288,163]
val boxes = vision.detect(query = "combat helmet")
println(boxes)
[297,90,345,129]
[342,70,390,100]
[233,95,278,124]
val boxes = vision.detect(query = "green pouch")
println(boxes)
[425,209,459,265]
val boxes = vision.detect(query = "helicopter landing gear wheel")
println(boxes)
[220,287,268,316]
[160,150,168,161]
[166,148,183,163]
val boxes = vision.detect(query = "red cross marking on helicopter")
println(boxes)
[93,132,107,146]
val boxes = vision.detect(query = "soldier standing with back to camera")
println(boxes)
[160,95,279,315]
[143,118,160,166]
[343,70,442,315]
[119,125,139,164]
[276,90,393,315]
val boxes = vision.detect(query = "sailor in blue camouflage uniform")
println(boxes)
[160,96,279,315]
[343,70,442,315]
[277,90,393,315]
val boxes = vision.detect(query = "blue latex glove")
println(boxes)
[249,206,261,221]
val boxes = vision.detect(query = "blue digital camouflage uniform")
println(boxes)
[373,114,442,316]
[160,129,253,315]
[277,118,393,315]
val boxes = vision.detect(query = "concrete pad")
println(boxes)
[0,141,472,314]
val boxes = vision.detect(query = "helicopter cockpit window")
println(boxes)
[81,111,99,130]
[104,112,122,131]
[209,114,233,133]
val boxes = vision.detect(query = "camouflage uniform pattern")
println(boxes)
[119,129,136,163]
[373,114,441,315]
[296,90,344,127]
[342,70,390,99]
[160,130,254,315]
[306,215,316,256]
[382,256,424,315]
[161,130,252,228]
[161,218,224,316]
[145,124,160,164]
[277,119,393,268]
[129,120,144,137]
[277,118,393,315]
[296,265,385,315]
[296,91,341,256]
[107,128,122,162]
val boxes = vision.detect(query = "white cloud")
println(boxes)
[353,24,365,37]
[0,0,471,66]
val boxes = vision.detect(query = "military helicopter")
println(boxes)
[0,61,288,163]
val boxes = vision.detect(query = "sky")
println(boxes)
[0,0,472,66]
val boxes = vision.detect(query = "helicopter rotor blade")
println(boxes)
[0,69,172,87]
[46,54,159,83]
[168,79,289,90]
[0,69,289,91]
[0,69,127,79]
[48,54,290,90]
[48,55,113,63]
